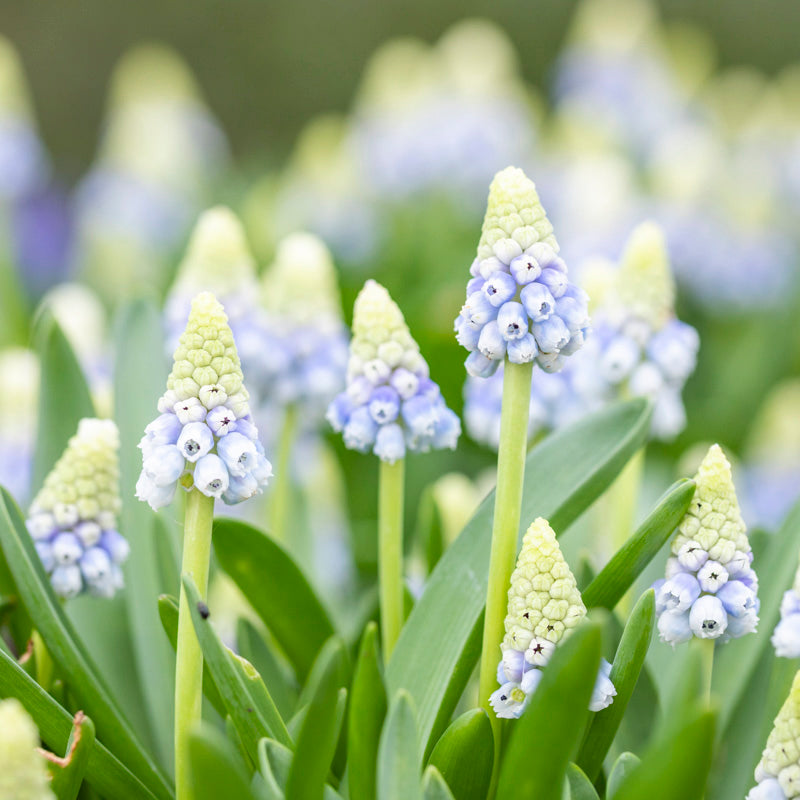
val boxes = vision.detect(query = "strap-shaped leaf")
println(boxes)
[427,709,493,800]
[496,622,603,800]
[0,489,172,799]
[422,766,456,800]
[258,739,343,800]
[606,753,640,796]
[582,480,695,610]
[45,711,95,800]
[378,690,422,800]
[577,590,655,779]
[566,764,600,800]
[188,724,259,800]
[213,518,337,682]
[387,399,651,753]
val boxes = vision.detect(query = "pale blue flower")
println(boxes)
[689,595,728,639]
[193,453,230,499]
[589,658,617,712]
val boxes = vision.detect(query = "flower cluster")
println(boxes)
[748,670,800,799]
[655,444,759,645]
[455,166,589,378]
[0,698,55,800]
[490,517,616,719]
[26,418,128,600]
[137,291,272,509]
[772,561,800,658]
[327,279,459,463]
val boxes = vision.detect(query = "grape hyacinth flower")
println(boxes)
[748,669,800,799]
[772,560,800,658]
[328,279,459,463]
[655,444,758,646]
[26,418,127,600]
[489,517,616,719]
[137,291,272,510]
[454,166,589,378]
[0,698,55,800]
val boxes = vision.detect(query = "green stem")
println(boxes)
[174,489,215,800]
[479,359,533,792]
[697,637,715,707]
[379,458,405,660]
[270,405,297,544]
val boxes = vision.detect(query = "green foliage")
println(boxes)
[47,712,96,800]
[378,690,422,800]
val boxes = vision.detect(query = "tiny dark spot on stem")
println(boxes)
[246,707,253,713]
[197,601,210,619]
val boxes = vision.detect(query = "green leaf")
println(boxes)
[713,497,800,728]
[416,485,446,574]
[183,576,292,760]
[388,398,651,753]
[259,738,343,800]
[157,593,226,716]
[238,618,298,720]
[427,709,493,800]
[214,518,337,681]
[606,753,640,797]
[286,637,348,800]
[582,480,695,610]
[256,738,286,800]
[577,590,655,780]
[609,710,715,800]
[421,766,456,800]
[378,690,422,800]
[0,257,29,348]
[47,712,95,800]
[0,647,160,800]
[496,622,603,800]
[348,622,387,800]
[188,724,258,800]
[566,763,600,800]
[0,489,172,800]
[113,299,175,766]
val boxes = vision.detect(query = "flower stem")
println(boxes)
[174,488,215,800]
[698,637,715,707]
[379,457,405,660]
[270,405,297,544]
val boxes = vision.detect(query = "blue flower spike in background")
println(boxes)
[139,288,271,800]
[655,443,757,700]
[490,517,616,719]
[329,278,459,657]
[772,558,800,658]
[26,418,127,600]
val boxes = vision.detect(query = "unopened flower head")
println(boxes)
[254,232,349,415]
[137,291,272,510]
[27,418,127,600]
[0,348,38,503]
[489,517,615,718]
[656,444,758,646]
[455,166,589,378]
[0,698,55,800]
[748,670,800,799]
[327,279,459,462]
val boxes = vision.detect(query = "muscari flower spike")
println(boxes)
[258,232,349,414]
[748,669,800,799]
[0,698,55,800]
[772,559,800,658]
[654,444,759,645]
[137,291,272,510]
[454,166,589,378]
[26,419,127,601]
[327,279,460,463]
[489,517,616,719]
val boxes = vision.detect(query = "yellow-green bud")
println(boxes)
[0,698,55,800]
[616,221,676,329]
[166,292,248,409]
[0,35,35,119]
[0,348,38,439]
[503,517,586,651]
[756,669,800,794]
[477,166,558,264]
[31,419,121,524]
[671,444,749,565]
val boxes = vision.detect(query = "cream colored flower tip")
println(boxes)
[503,517,586,652]
[172,207,257,295]
[754,669,800,796]
[0,698,55,800]
[616,220,676,329]
[165,292,249,415]
[347,280,427,380]
[0,35,35,119]
[671,444,749,565]
[477,166,558,265]
[262,232,342,320]
[0,348,38,429]
[31,419,121,523]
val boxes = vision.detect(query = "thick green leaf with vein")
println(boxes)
[0,489,172,799]
[114,299,176,766]
[387,398,651,752]
[496,622,603,800]
[0,647,159,800]
[566,764,600,800]
[582,480,695,610]
[422,766,456,800]
[378,691,422,800]
[213,518,337,682]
